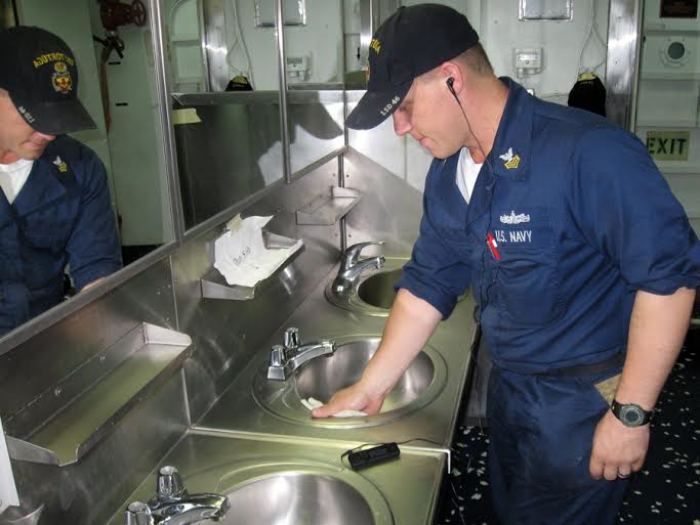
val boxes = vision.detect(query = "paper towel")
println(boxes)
[301,397,367,418]
[213,214,303,288]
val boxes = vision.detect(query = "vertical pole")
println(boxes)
[149,0,186,239]
[275,0,292,184]
[338,154,347,253]
[605,0,643,130]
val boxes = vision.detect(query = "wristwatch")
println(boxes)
[610,399,653,427]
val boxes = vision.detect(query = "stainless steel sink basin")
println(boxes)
[224,474,373,524]
[147,457,396,525]
[252,336,447,428]
[357,269,403,309]
[326,257,466,316]
[216,467,391,524]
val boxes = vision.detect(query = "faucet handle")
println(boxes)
[343,241,384,266]
[124,501,153,525]
[157,466,186,501]
[283,327,300,349]
[270,344,285,367]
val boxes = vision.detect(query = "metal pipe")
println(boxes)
[201,0,228,92]
[197,0,211,92]
[605,0,643,130]
[275,0,292,184]
[149,0,186,240]
[338,154,347,253]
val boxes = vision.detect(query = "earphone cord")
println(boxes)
[449,87,496,176]
[447,80,498,324]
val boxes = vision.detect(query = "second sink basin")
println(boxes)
[325,258,408,317]
[252,336,447,428]
[214,463,393,524]
[357,269,403,310]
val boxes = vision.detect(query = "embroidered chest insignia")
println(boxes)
[499,210,531,225]
[53,156,68,173]
[499,147,521,170]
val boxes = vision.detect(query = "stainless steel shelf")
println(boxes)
[201,231,304,301]
[295,187,362,225]
[8,324,192,467]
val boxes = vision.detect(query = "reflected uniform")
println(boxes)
[0,136,122,335]
[397,79,700,524]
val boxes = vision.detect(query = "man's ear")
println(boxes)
[439,62,462,93]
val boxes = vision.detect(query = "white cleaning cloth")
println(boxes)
[213,215,303,288]
[301,397,367,418]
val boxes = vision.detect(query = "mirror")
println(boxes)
[282,0,345,174]
[164,0,285,229]
[0,0,175,338]
[343,0,398,89]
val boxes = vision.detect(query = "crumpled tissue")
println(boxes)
[213,214,302,288]
[301,397,367,418]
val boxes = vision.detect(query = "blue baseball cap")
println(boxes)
[0,26,96,135]
[347,4,479,130]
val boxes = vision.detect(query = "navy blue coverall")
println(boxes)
[0,136,122,336]
[397,79,700,524]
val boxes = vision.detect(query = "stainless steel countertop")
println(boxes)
[194,258,477,448]
[109,260,477,524]
[107,432,445,525]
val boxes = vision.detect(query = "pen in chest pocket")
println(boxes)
[486,231,502,261]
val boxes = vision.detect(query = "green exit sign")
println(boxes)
[646,130,690,161]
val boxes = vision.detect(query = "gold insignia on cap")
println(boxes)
[370,38,381,55]
[52,62,73,94]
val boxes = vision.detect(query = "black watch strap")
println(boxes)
[610,399,653,427]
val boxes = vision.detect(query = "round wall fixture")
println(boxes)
[667,41,686,60]
[660,37,690,68]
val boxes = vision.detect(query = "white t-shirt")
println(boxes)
[455,147,482,204]
[0,159,33,204]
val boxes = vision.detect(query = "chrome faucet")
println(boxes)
[332,242,385,295]
[267,327,335,381]
[124,466,229,525]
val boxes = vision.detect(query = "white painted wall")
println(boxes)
[283,0,344,85]
[170,0,205,92]
[481,0,609,102]
[99,21,171,246]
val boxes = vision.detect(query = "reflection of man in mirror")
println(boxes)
[0,26,122,336]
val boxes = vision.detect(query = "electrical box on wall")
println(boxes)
[518,0,573,20]
[255,0,307,27]
[286,54,310,81]
[641,34,699,77]
[659,0,697,19]
[513,47,543,78]
[645,0,699,30]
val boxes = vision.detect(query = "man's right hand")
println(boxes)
[311,381,385,418]
[312,289,443,419]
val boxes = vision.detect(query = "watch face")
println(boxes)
[619,404,646,426]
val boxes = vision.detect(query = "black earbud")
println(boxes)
[446,77,459,102]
